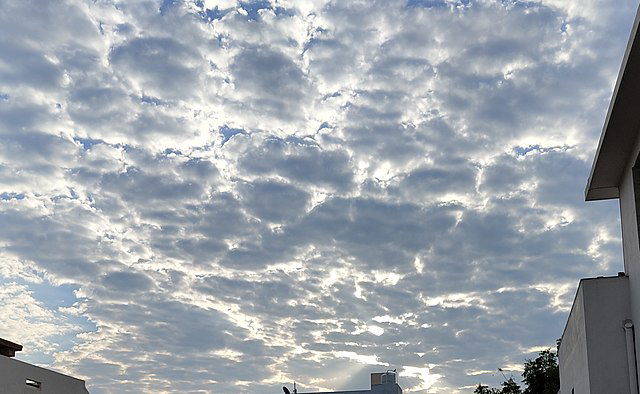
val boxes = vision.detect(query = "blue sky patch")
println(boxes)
[219,125,247,145]
[201,6,227,21]
[407,0,449,8]
[0,192,25,200]
[159,0,180,15]
[240,0,272,21]
[73,136,103,150]
[140,95,166,106]
[0,277,96,366]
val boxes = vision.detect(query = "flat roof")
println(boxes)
[0,337,23,358]
[585,5,640,201]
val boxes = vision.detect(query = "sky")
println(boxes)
[0,0,638,392]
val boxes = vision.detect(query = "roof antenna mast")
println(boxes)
[283,382,297,394]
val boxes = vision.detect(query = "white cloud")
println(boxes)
[0,0,637,392]
[402,365,442,392]
[0,282,82,360]
[335,351,388,366]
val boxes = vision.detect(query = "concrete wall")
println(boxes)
[0,356,88,394]
[299,373,401,394]
[583,276,632,394]
[559,284,590,394]
[298,391,370,394]
[620,165,638,275]
[299,384,402,394]
[370,384,402,394]
[617,137,640,388]
[559,276,633,394]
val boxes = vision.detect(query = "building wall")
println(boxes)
[619,164,638,276]
[559,284,590,394]
[583,276,632,394]
[298,391,370,394]
[559,276,633,394]
[370,384,402,394]
[617,139,640,388]
[299,384,402,394]
[0,356,88,394]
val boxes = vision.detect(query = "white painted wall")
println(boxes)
[299,383,402,394]
[559,276,632,394]
[583,276,633,393]
[616,135,640,388]
[0,356,88,394]
[559,284,590,394]
[619,165,638,274]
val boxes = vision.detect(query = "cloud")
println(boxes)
[237,179,310,222]
[238,136,355,191]
[101,270,154,293]
[109,37,203,100]
[0,282,84,363]
[231,45,313,121]
[0,0,637,392]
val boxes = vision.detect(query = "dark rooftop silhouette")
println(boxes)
[0,337,22,357]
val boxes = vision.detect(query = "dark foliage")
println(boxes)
[522,350,559,394]
[474,384,500,394]
[473,350,559,394]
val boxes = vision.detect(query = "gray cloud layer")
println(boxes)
[0,0,634,392]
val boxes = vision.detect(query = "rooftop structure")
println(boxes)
[0,337,89,393]
[0,337,23,357]
[291,371,402,394]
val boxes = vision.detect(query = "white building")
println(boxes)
[0,338,89,393]
[558,4,640,394]
[559,275,633,393]
[294,371,402,394]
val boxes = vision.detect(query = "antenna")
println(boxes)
[498,368,507,381]
[283,382,297,394]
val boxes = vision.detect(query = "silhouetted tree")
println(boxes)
[474,384,499,394]
[500,377,522,394]
[472,350,559,393]
[522,350,559,394]
[474,377,521,394]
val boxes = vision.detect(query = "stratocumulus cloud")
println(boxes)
[0,0,635,392]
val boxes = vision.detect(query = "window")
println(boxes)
[25,379,41,389]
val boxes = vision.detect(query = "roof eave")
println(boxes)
[585,186,619,201]
[585,5,640,202]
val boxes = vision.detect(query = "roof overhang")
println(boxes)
[585,6,640,201]
[0,338,22,358]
